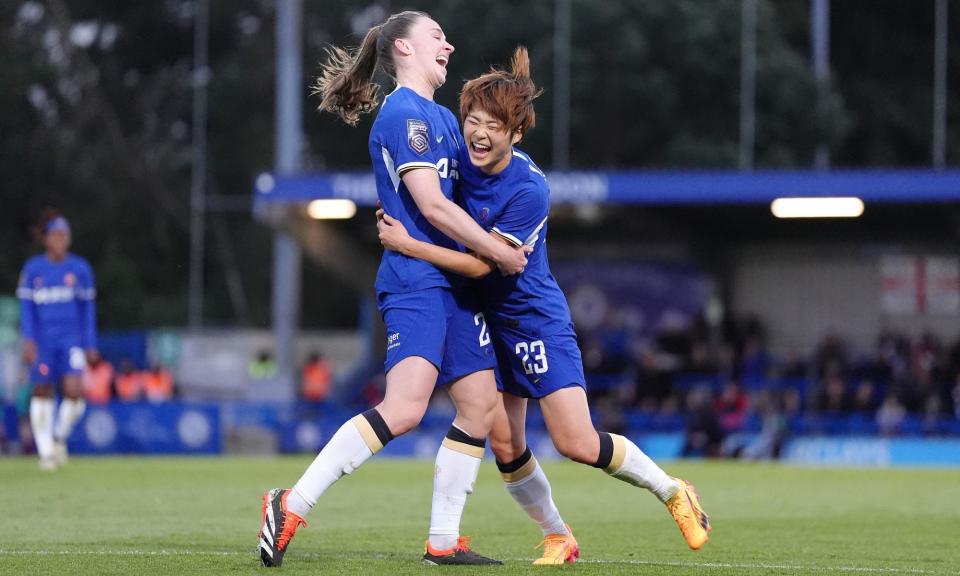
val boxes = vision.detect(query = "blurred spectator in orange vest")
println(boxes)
[143,364,175,403]
[301,351,332,403]
[115,359,144,402]
[83,358,115,405]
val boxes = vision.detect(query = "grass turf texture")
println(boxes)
[0,457,957,575]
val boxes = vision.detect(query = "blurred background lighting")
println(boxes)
[307,199,357,220]
[770,197,865,218]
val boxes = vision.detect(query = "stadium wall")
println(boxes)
[729,243,960,354]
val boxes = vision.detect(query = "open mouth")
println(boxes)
[436,55,448,68]
[469,141,490,159]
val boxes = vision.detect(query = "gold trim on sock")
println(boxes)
[500,455,538,483]
[441,437,485,459]
[350,414,384,453]
[605,434,627,473]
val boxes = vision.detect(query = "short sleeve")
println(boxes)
[380,109,442,176]
[491,185,549,247]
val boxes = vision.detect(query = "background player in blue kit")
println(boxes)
[257,11,528,568]
[17,210,98,471]
[378,47,712,565]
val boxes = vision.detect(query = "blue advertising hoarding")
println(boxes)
[69,402,222,455]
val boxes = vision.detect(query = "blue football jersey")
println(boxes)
[17,253,97,349]
[369,87,463,294]
[458,147,574,337]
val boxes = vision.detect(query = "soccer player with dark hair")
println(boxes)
[257,11,529,567]
[378,46,712,564]
[17,209,98,470]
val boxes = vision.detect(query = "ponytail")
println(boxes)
[313,11,430,127]
[510,46,532,83]
[314,25,383,126]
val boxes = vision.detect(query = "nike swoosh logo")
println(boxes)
[436,135,443,143]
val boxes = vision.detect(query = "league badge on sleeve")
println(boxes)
[407,119,430,155]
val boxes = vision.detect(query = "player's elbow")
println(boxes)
[420,207,443,227]
[419,199,450,228]
[466,265,492,279]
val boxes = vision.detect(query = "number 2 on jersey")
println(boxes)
[474,313,490,346]
[515,340,548,375]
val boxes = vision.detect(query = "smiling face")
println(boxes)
[463,107,521,175]
[398,16,454,91]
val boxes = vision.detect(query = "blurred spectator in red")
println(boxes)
[301,351,332,403]
[362,373,386,407]
[83,357,114,405]
[115,359,144,402]
[714,380,748,432]
[143,365,174,403]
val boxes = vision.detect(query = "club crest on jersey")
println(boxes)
[64,273,76,286]
[407,119,430,155]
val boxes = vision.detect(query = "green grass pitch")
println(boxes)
[0,456,957,575]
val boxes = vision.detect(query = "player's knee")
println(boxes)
[377,401,427,436]
[387,411,423,436]
[554,435,597,464]
[32,384,55,398]
[489,436,524,463]
[454,403,497,437]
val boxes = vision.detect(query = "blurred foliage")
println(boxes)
[1,0,958,328]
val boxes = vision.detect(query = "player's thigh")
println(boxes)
[490,392,529,461]
[60,345,87,398]
[437,286,495,387]
[29,343,58,389]
[378,288,447,431]
[379,288,447,376]
[380,355,439,433]
[540,386,601,461]
[61,374,84,398]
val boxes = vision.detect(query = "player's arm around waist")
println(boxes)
[378,211,494,279]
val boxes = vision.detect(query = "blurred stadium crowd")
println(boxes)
[578,312,960,458]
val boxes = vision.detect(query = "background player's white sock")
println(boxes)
[604,433,680,503]
[30,397,55,461]
[54,398,86,441]
[428,426,484,551]
[499,449,567,536]
[288,409,393,518]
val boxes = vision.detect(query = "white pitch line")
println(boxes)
[0,549,955,575]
